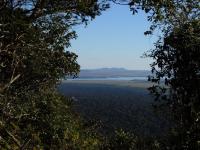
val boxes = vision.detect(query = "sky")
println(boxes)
[70,4,158,70]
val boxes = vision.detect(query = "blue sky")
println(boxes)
[70,4,158,70]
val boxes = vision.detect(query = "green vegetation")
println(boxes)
[59,81,169,137]
[0,0,199,149]
[148,20,200,149]
[0,0,106,149]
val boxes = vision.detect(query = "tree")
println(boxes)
[1,0,199,149]
[111,1,200,149]
[111,0,199,34]
[147,19,200,149]
[0,0,109,94]
[0,0,109,149]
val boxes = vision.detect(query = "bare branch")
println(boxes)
[5,129,21,148]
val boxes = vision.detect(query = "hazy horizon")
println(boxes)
[80,67,151,71]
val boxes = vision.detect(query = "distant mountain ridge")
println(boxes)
[79,68,150,78]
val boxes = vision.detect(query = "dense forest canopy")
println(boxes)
[0,0,199,149]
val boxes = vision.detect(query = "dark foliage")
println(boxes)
[0,0,108,149]
[1,0,199,149]
[148,20,200,149]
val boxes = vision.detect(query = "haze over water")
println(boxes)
[68,76,148,81]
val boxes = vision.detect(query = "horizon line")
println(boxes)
[80,67,151,71]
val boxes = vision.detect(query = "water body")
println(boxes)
[67,76,148,81]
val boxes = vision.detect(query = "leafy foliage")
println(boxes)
[0,0,108,149]
[112,0,199,34]
[148,20,200,149]
[1,0,199,149]
[0,89,102,149]
[101,129,161,150]
[110,1,200,149]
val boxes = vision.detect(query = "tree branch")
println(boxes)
[29,0,47,20]
[111,0,130,5]
[5,129,21,148]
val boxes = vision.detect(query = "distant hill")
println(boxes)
[78,68,150,78]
